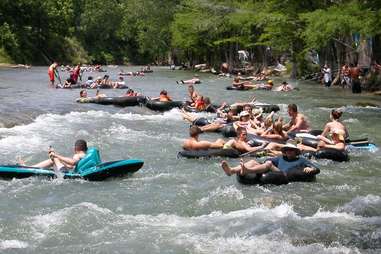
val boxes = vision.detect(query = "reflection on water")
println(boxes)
[0,67,380,253]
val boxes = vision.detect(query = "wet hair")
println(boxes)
[74,139,88,152]
[264,117,273,128]
[288,104,298,113]
[204,97,211,105]
[331,109,343,120]
[87,76,93,80]
[189,125,202,137]
[79,90,86,97]
[160,90,168,95]
[236,127,247,136]
[273,121,283,133]
[282,81,288,85]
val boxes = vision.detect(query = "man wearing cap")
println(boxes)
[221,143,318,176]
[183,125,225,150]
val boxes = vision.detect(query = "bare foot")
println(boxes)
[17,157,25,166]
[221,160,232,176]
[239,159,246,175]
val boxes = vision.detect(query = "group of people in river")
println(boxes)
[45,61,354,182]
[232,74,294,92]
[48,62,152,89]
[181,102,348,178]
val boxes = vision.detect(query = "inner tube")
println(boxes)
[178,148,240,158]
[246,134,286,146]
[145,100,184,111]
[226,86,252,91]
[77,96,146,107]
[313,148,349,162]
[221,124,236,137]
[237,167,320,185]
[192,117,211,126]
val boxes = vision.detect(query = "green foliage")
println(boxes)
[0,0,379,69]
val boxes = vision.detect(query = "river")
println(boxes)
[0,66,380,253]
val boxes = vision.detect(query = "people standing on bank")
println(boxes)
[322,64,332,87]
[351,64,362,94]
[341,64,352,88]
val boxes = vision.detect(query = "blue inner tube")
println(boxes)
[145,100,184,111]
[178,148,240,158]
[237,167,320,185]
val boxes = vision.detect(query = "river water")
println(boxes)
[0,66,380,253]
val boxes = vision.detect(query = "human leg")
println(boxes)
[32,159,54,168]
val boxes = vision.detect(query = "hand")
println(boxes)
[303,167,315,173]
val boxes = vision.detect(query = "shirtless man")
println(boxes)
[48,62,59,87]
[20,140,88,172]
[182,126,225,150]
[187,85,200,105]
[224,127,268,154]
[283,104,310,134]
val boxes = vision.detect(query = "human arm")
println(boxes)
[50,152,81,168]
[286,116,304,133]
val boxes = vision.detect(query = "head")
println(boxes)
[282,81,288,86]
[243,104,252,113]
[287,104,298,117]
[74,139,88,153]
[267,80,274,86]
[160,90,168,96]
[188,85,194,92]
[234,77,240,82]
[189,125,202,138]
[204,97,211,105]
[330,109,343,120]
[226,108,236,120]
[281,143,300,159]
[273,121,283,134]
[264,117,273,128]
[252,108,263,119]
[236,127,248,140]
[119,76,124,81]
[87,76,93,81]
[79,90,87,98]
[324,64,328,68]
[239,111,250,122]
